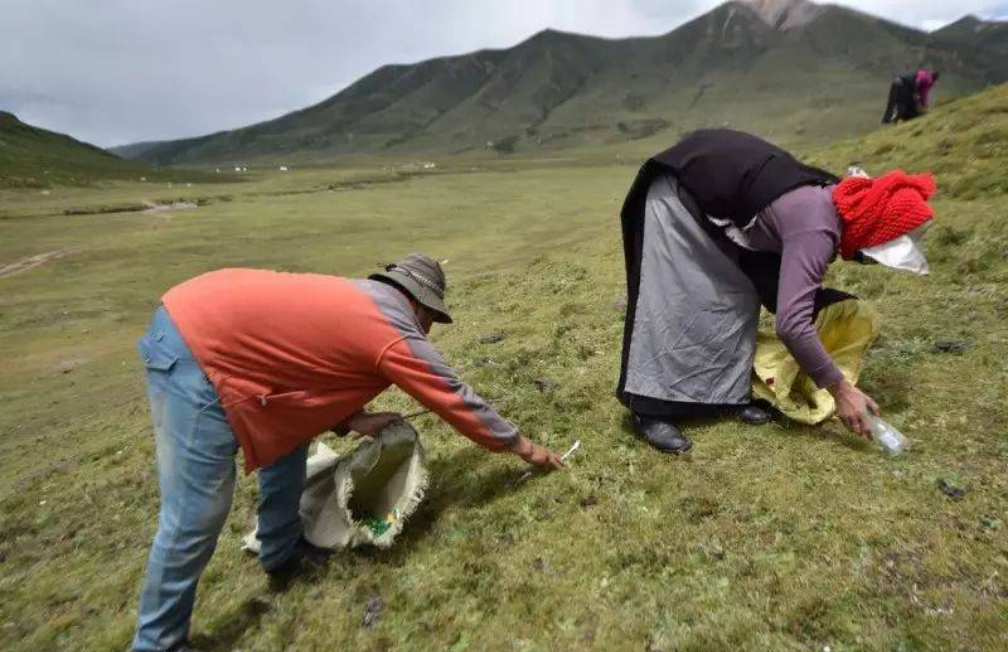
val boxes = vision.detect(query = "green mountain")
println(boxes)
[0,111,140,187]
[125,0,1008,166]
[932,14,1008,57]
[106,140,164,160]
[0,112,223,189]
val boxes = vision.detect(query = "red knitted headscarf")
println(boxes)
[832,170,937,260]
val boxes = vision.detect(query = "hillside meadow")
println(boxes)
[1,86,1006,651]
[0,112,218,191]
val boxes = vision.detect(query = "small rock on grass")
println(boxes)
[53,357,86,374]
[937,479,965,500]
[646,635,665,652]
[479,332,505,344]
[533,378,558,392]
[932,339,973,354]
[701,541,725,561]
[0,549,7,563]
[361,596,384,627]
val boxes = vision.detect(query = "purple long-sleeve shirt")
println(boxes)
[745,184,846,389]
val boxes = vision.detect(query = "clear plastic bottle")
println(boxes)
[868,415,907,456]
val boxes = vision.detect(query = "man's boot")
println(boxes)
[632,414,693,454]
[266,536,330,590]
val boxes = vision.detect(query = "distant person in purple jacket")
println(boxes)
[882,69,939,123]
[617,129,937,454]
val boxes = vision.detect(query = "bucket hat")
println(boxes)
[370,253,452,323]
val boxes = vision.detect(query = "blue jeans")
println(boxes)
[133,307,309,652]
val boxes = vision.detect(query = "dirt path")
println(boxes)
[0,247,78,278]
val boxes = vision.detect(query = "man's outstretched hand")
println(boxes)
[344,411,404,438]
[510,434,565,471]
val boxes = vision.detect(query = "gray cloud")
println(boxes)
[0,0,997,147]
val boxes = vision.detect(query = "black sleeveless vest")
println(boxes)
[623,128,838,228]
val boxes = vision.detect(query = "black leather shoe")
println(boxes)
[738,404,772,425]
[632,414,693,454]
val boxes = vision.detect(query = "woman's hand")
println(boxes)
[510,434,564,471]
[828,379,879,438]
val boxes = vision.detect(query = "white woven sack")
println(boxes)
[243,421,428,552]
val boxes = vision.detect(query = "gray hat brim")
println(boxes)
[369,269,453,324]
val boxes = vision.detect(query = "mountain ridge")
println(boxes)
[118,1,1008,166]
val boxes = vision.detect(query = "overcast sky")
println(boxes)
[2,0,1005,148]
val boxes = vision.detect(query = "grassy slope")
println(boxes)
[802,84,1008,200]
[0,112,220,190]
[0,86,1006,651]
[0,111,134,188]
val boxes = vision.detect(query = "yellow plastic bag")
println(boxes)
[751,299,880,424]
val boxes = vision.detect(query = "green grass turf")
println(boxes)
[0,86,1006,652]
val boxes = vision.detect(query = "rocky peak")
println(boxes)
[740,0,824,30]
